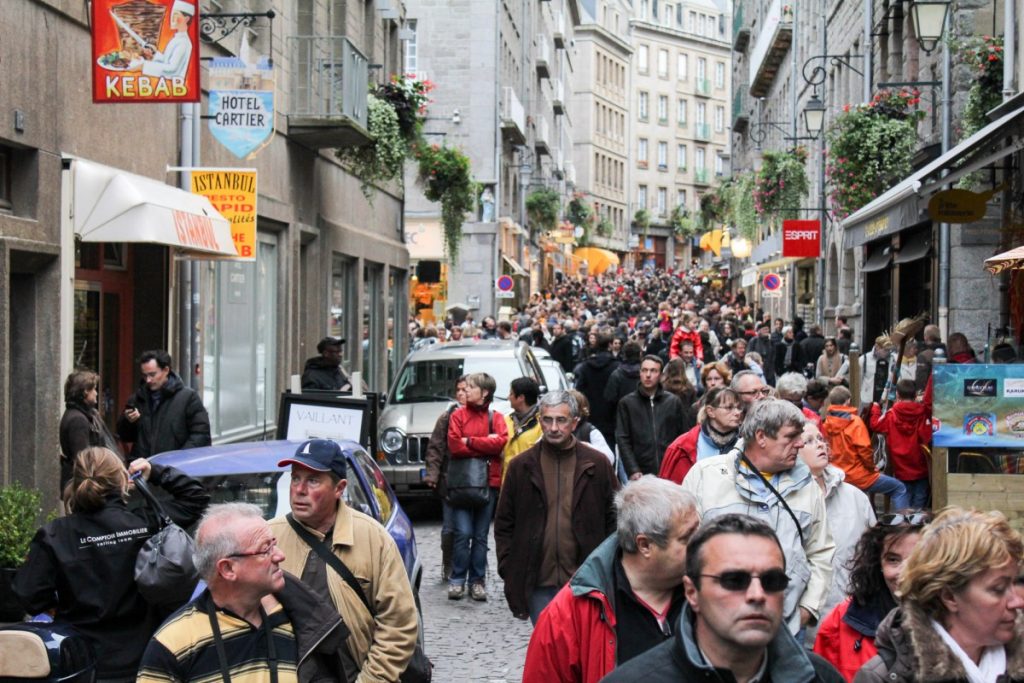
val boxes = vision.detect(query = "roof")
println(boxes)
[407,339,526,360]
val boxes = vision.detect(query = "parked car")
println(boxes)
[377,340,546,498]
[149,440,423,595]
[531,347,571,391]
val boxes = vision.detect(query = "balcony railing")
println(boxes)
[733,1,750,51]
[536,35,551,79]
[553,79,565,114]
[694,123,712,140]
[732,87,750,133]
[286,36,370,148]
[695,78,712,97]
[501,86,526,143]
[749,0,794,98]
[553,10,566,48]
[535,115,551,155]
[694,169,710,184]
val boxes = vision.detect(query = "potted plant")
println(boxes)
[415,143,478,262]
[633,208,651,236]
[669,206,696,239]
[753,147,809,224]
[525,188,561,236]
[0,481,44,621]
[336,94,408,199]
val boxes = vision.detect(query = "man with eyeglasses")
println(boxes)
[118,349,210,458]
[681,399,835,638]
[495,390,619,624]
[269,439,418,682]
[603,514,844,682]
[731,369,772,407]
[138,502,357,682]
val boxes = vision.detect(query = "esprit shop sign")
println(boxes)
[92,0,201,103]
[781,219,821,258]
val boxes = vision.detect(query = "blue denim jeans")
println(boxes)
[450,487,497,586]
[902,478,930,509]
[867,474,910,511]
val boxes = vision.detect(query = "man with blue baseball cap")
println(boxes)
[270,440,419,681]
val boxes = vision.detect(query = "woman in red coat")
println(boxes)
[813,511,931,681]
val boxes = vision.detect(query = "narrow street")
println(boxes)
[411,506,533,682]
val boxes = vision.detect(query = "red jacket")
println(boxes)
[448,402,509,488]
[869,401,932,481]
[659,425,701,484]
[813,598,879,682]
[668,327,703,360]
[523,538,619,683]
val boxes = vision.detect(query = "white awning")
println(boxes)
[843,103,1024,247]
[69,158,238,258]
[502,254,529,277]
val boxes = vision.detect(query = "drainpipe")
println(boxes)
[863,0,872,101]
[937,39,951,340]
[178,103,195,389]
[1004,0,1016,101]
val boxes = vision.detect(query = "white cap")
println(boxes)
[172,0,196,16]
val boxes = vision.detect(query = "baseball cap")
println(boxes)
[278,439,347,479]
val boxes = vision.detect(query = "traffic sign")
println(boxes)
[761,290,783,298]
[496,291,515,299]
[496,275,515,292]
[762,272,782,291]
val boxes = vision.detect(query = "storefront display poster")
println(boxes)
[933,364,1024,448]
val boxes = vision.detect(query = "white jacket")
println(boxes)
[681,450,835,634]
[820,465,876,618]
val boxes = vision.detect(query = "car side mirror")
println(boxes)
[538,384,548,394]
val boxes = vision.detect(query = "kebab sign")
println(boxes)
[92,0,201,103]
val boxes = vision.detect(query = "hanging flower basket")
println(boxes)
[415,143,478,262]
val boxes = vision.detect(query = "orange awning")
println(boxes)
[574,247,620,275]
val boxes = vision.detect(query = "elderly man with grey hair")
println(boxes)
[775,371,824,426]
[523,476,700,682]
[681,399,834,637]
[138,503,357,683]
[495,390,620,624]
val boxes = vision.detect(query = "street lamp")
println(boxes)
[802,94,826,137]
[910,0,951,53]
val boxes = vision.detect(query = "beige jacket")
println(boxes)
[271,503,418,683]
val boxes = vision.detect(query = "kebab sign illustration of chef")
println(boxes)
[92,0,201,103]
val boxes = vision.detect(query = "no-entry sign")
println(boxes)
[762,272,782,290]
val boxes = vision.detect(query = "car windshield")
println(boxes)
[196,473,284,519]
[392,357,524,403]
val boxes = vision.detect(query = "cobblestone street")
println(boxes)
[413,511,533,682]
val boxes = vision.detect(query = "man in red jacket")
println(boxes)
[869,379,932,508]
[523,476,699,683]
[446,372,509,601]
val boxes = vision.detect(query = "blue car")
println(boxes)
[150,440,423,598]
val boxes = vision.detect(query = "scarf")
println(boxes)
[930,619,1007,683]
[702,421,739,452]
[511,403,540,438]
[783,339,795,369]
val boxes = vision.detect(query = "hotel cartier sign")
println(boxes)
[92,0,201,103]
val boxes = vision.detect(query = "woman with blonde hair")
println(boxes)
[13,447,208,683]
[701,360,733,392]
[855,507,1024,683]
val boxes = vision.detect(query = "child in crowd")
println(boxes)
[869,379,932,508]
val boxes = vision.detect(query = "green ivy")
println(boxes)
[0,482,43,568]
[727,172,759,240]
[634,208,651,235]
[954,35,1004,188]
[597,216,614,238]
[670,206,696,238]
[753,148,809,224]
[525,188,561,236]
[336,94,408,199]
[416,144,478,262]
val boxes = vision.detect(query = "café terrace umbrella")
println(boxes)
[574,247,620,275]
[985,245,1024,274]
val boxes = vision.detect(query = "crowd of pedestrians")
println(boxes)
[12,266,1024,683]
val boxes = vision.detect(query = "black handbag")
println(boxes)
[444,409,494,509]
[133,474,199,607]
[285,515,432,683]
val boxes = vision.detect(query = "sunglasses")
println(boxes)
[879,512,930,527]
[700,569,790,593]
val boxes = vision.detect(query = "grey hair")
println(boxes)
[616,476,697,553]
[738,398,806,441]
[538,390,579,418]
[193,502,266,582]
[729,369,760,390]
[782,325,793,335]
[774,372,808,398]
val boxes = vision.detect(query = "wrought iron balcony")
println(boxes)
[286,36,370,149]
[732,87,750,133]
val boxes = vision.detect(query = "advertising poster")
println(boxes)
[190,170,257,260]
[932,364,1024,448]
[209,34,276,159]
[92,0,201,103]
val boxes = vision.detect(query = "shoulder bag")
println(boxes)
[285,515,432,683]
[444,408,494,510]
[133,473,200,607]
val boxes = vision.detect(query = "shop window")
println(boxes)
[202,233,278,440]
[0,146,11,212]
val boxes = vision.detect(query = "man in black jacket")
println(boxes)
[615,355,691,478]
[118,350,211,458]
[549,321,576,373]
[301,336,352,391]
[573,331,621,445]
[604,514,844,683]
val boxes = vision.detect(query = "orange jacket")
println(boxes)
[822,404,880,490]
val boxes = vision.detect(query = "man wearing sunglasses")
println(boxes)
[681,399,835,637]
[604,514,844,682]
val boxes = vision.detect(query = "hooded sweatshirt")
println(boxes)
[822,405,880,491]
[869,402,932,481]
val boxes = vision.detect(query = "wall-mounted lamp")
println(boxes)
[910,0,951,52]
[802,94,826,137]
[452,108,461,125]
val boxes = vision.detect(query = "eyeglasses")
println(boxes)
[700,569,790,593]
[228,540,278,560]
[879,512,930,527]
[709,403,743,412]
[540,416,575,427]
[737,388,771,398]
